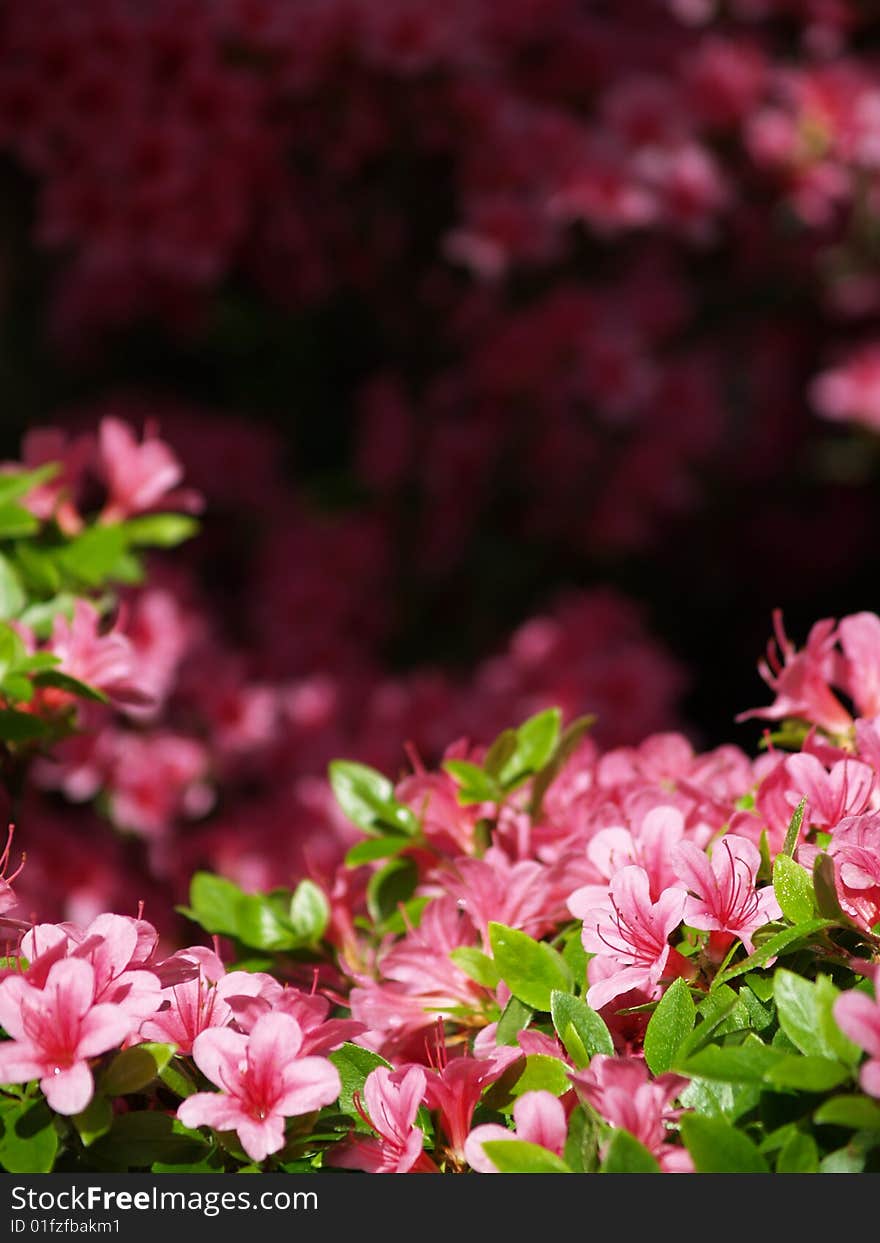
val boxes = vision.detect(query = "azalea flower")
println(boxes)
[581,865,689,1010]
[98,417,203,523]
[178,1012,341,1163]
[465,1090,568,1173]
[0,958,132,1114]
[327,1065,439,1173]
[570,1054,693,1172]
[833,988,880,1098]
[672,833,781,960]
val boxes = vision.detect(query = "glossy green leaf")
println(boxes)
[0,553,25,619]
[366,856,418,926]
[814,1095,880,1130]
[508,1054,571,1101]
[288,879,329,944]
[480,1139,571,1174]
[763,1055,850,1092]
[329,1044,390,1124]
[773,853,815,925]
[776,1131,819,1173]
[496,995,534,1047]
[186,871,245,937]
[600,1129,661,1173]
[100,1044,175,1096]
[123,513,200,547]
[644,978,696,1075]
[344,836,409,867]
[450,946,501,989]
[0,1098,58,1174]
[328,760,417,837]
[550,990,614,1064]
[489,922,572,1012]
[73,1095,113,1147]
[781,796,807,857]
[680,1114,769,1173]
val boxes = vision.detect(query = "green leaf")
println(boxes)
[13,543,61,594]
[0,708,50,743]
[644,978,696,1075]
[450,946,501,989]
[443,759,501,805]
[0,463,58,506]
[814,1095,880,1130]
[480,1139,571,1174]
[344,836,410,867]
[507,1054,571,1101]
[498,708,562,788]
[714,918,833,986]
[88,1113,209,1169]
[763,1055,851,1092]
[235,894,298,951]
[599,1129,661,1173]
[773,853,815,925]
[496,995,534,1046]
[328,1043,390,1124]
[159,1059,198,1100]
[55,523,129,587]
[1,674,33,703]
[0,1098,58,1174]
[328,760,417,837]
[489,922,572,1012]
[482,730,518,780]
[812,852,856,925]
[123,514,200,547]
[366,856,418,926]
[550,991,614,1065]
[73,1096,113,1147]
[0,503,39,540]
[774,969,832,1058]
[32,669,109,704]
[776,1131,819,1173]
[678,1037,785,1084]
[186,872,245,938]
[17,593,76,638]
[781,796,807,857]
[528,715,596,819]
[288,879,329,945]
[680,1114,770,1173]
[560,931,587,995]
[815,976,862,1066]
[100,1044,174,1096]
[0,553,25,619]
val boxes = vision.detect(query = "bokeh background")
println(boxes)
[2,0,880,938]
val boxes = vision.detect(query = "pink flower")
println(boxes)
[784,753,875,830]
[22,914,162,1024]
[738,611,852,735]
[571,1055,692,1171]
[48,600,155,710]
[581,866,689,1011]
[177,1012,341,1163]
[0,958,132,1114]
[465,1090,568,1173]
[98,416,202,522]
[833,989,880,1098]
[419,1037,522,1164]
[567,804,687,917]
[805,814,880,933]
[327,1065,438,1174]
[672,833,782,959]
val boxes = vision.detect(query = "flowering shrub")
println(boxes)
[3,610,880,1174]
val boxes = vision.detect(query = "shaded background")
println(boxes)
[2,0,880,934]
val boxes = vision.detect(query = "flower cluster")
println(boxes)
[2,605,880,1174]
